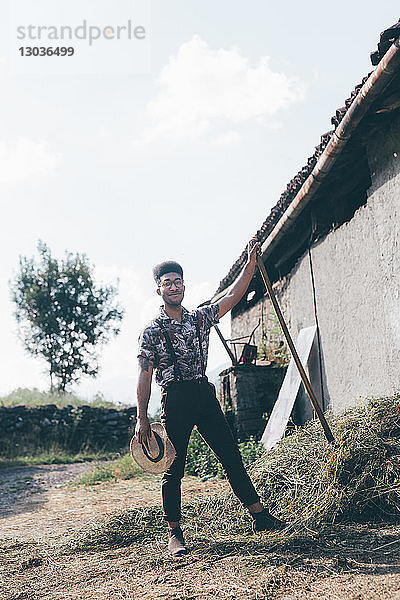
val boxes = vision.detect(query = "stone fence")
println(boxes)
[0,404,137,455]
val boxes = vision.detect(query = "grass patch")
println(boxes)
[0,450,119,469]
[0,387,121,408]
[67,505,165,551]
[75,453,145,486]
[72,430,264,486]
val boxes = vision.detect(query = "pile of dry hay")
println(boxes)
[68,396,399,551]
[197,395,400,533]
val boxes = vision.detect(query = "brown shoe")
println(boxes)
[251,509,287,533]
[168,526,188,557]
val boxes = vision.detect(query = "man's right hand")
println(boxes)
[247,237,261,264]
[135,416,152,444]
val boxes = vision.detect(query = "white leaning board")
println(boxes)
[261,325,317,451]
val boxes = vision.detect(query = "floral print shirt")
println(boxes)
[137,304,220,388]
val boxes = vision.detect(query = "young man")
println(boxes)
[136,239,286,557]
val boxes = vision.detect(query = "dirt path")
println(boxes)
[0,462,227,540]
[0,462,97,517]
[0,463,399,600]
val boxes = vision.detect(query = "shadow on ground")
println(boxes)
[0,463,93,519]
[190,523,400,573]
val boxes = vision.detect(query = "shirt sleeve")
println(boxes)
[137,327,158,366]
[198,303,220,329]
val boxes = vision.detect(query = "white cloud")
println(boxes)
[267,121,284,131]
[212,131,241,146]
[0,137,61,185]
[133,35,305,146]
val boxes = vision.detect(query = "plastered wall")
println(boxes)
[232,112,400,413]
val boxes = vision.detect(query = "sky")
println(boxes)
[1,1,399,413]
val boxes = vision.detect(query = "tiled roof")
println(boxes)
[215,22,399,296]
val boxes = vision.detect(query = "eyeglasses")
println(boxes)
[159,278,184,289]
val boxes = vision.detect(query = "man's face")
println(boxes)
[156,271,185,306]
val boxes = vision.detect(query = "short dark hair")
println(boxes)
[152,261,183,284]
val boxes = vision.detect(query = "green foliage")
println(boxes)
[185,428,265,478]
[258,314,290,366]
[0,387,119,408]
[9,240,124,391]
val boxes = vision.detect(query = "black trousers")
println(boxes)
[160,379,260,522]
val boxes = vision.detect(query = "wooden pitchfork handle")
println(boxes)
[256,256,334,444]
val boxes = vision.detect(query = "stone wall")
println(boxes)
[0,404,137,455]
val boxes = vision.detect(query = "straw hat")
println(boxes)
[130,422,176,474]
